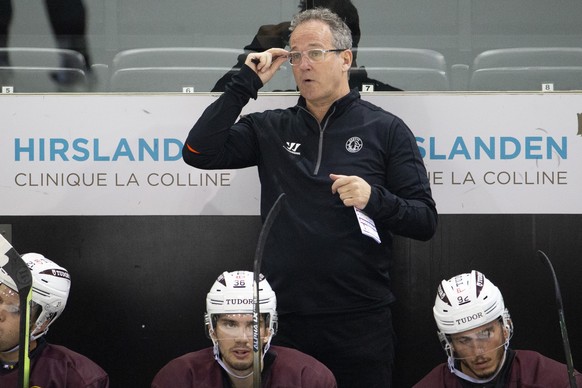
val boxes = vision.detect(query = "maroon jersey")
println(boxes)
[414,349,582,388]
[0,341,109,388]
[151,345,337,388]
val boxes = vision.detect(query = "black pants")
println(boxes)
[272,305,396,388]
[0,0,90,66]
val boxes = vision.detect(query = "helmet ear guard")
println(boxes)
[204,312,212,339]
[270,312,279,336]
[437,330,448,349]
[437,329,454,360]
[501,308,514,340]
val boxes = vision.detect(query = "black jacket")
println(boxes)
[184,65,437,314]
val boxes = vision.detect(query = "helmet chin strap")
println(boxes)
[211,329,274,380]
[214,352,254,379]
[1,344,21,356]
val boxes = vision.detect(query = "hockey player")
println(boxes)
[0,253,109,387]
[414,270,582,387]
[151,270,337,388]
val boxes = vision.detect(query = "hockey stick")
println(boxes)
[537,250,577,388]
[253,193,285,388]
[0,234,33,388]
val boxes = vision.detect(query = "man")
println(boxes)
[182,8,437,387]
[0,253,109,387]
[151,270,337,387]
[211,0,401,92]
[414,270,582,387]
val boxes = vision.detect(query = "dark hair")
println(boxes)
[298,0,360,47]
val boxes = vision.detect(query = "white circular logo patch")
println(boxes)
[345,137,363,153]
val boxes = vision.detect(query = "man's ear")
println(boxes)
[342,49,353,71]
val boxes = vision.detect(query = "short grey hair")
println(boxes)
[290,7,353,50]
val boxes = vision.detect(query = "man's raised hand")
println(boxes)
[245,48,289,85]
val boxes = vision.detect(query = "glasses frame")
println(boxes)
[287,48,347,65]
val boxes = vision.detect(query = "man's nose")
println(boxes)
[473,341,488,354]
[235,326,253,339]
[297,53,312,68]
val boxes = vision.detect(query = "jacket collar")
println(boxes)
[297,88,361,114]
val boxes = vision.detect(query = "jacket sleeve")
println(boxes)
[182,65,263,170]
[364,116,438,241]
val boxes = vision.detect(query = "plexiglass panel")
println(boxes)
[2,0,582,93]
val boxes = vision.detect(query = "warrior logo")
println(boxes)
[284,142,301,155]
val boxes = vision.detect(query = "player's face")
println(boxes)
[289,20,351,107]
[214,314,269,376]
[450,320,508,379]
[0,284,21,359]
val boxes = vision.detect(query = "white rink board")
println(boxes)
[1,92,582,215]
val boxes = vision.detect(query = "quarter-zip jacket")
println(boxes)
[184,65,437,314]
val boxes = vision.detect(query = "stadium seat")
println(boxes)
[110,47,248,92]
[0,47,89,92]
[469,47,582,91]
[350,47,449,91]
[109,66,238,92]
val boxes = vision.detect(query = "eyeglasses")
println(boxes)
[288,49,346,65]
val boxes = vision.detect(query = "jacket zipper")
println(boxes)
[300,106,336,175]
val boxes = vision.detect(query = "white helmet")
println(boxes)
[433,270,513,383]
[0,253,70,340]
[205,270,277,336]
[433,270,508,335]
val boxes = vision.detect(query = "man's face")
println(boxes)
[450,320,508,379]
[289,20,351,106]
[213,313,269,377]
[0,283,21,355]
